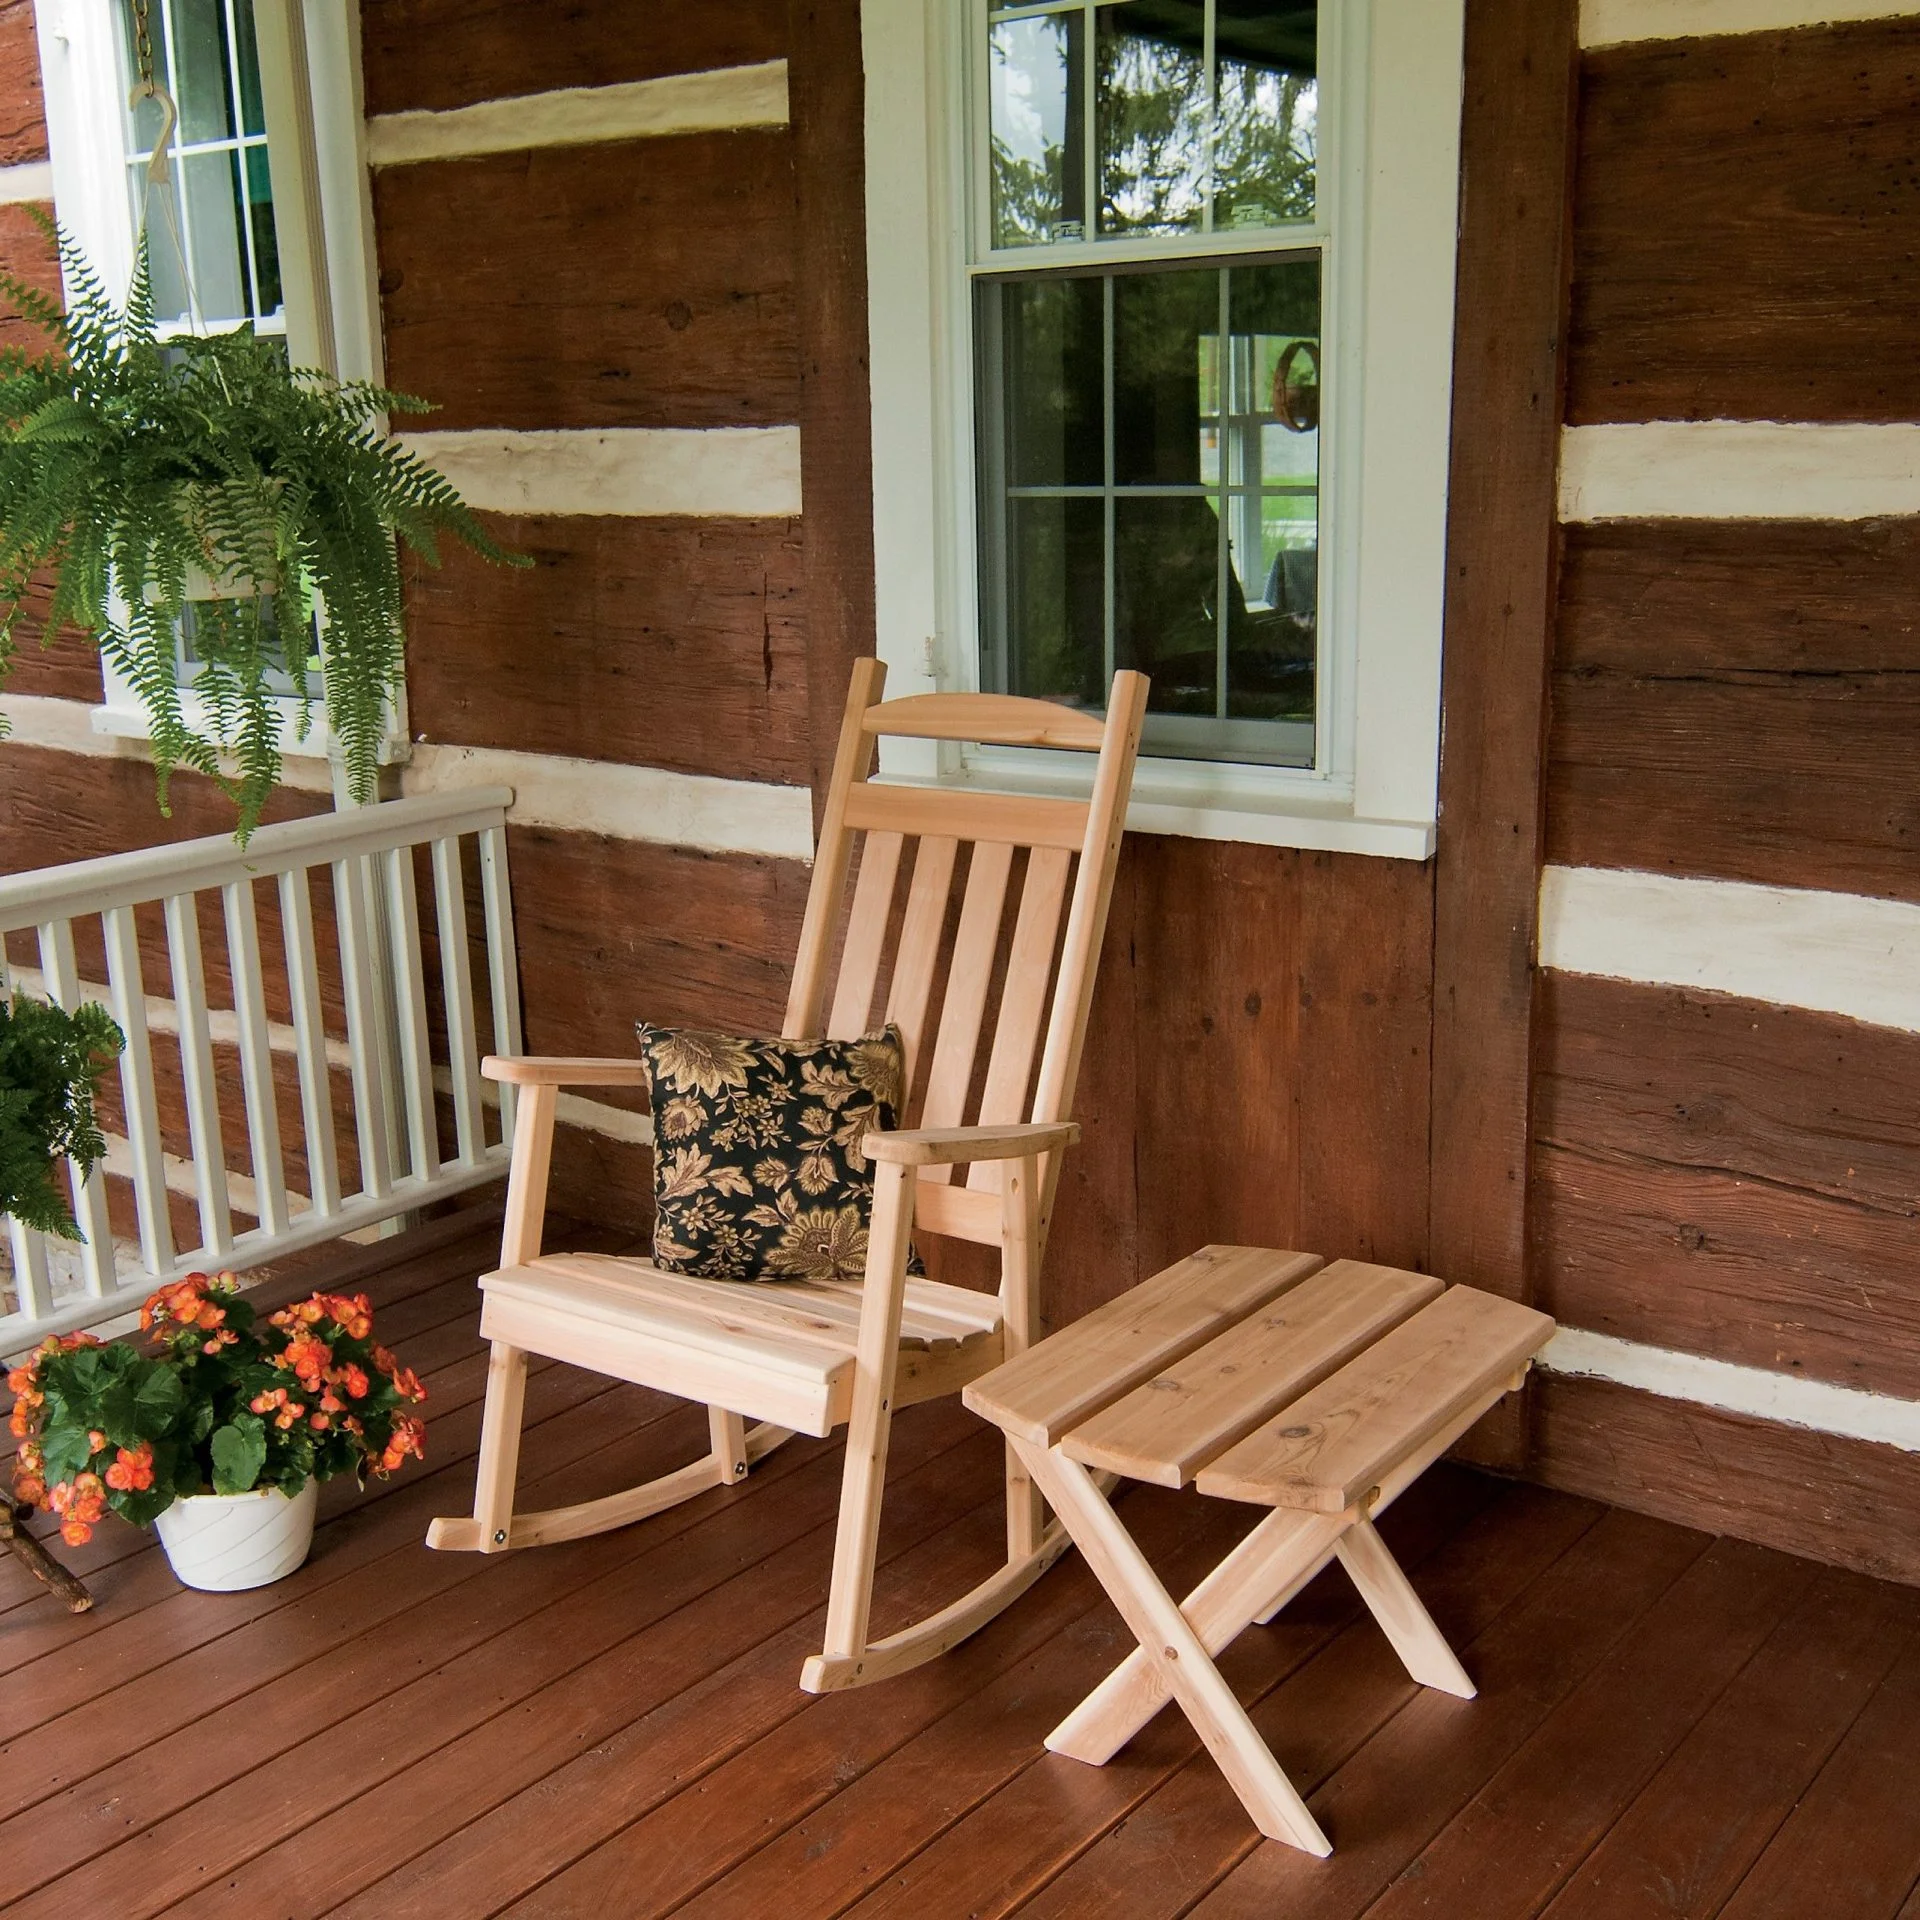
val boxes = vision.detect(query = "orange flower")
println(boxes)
[318,1292,373,1340]
[105,1443,155,1492]
[376,1414,427,1474]
[86,1429,107,1454]
[278,1332,331,1390]
[338,1363,370,1401]
[12,1464,46,1507]
[59,1519,92,1546]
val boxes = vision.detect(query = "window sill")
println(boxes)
[877,752,1435,861]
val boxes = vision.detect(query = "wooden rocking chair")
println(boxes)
[428,659,1149,1693]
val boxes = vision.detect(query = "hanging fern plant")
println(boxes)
[0,215,522,839]
[0,993,123,1241]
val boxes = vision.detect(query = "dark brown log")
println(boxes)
[0,0,45,167]
[0,1499,93,1613]
[1559,518,1920,678]
[1531,973,1920,1398]
[402,514,810,785]
[1571,19,1920,424]
[359,0,788,118]
[1430,0,1580,1467]
[786,0,878,826]
[0,198,60,350]
[2,625,105,703]
[374,133,800,433]
[1532,1371,1920,1587]
[1546,667,1920,904]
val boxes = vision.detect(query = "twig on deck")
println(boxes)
[0,1495,93,1613]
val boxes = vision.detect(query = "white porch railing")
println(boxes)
[0,788,521,1352]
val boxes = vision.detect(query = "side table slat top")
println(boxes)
[1195,1286,1555,1513]
[962,1245,1324,1445]
[1061,1260,1443,1487]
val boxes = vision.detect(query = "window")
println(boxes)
[34,0,386,763]
[976,1,1322,768]
[865,0,1465,857]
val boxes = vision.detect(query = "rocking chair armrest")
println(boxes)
[864,1120,1079,1169]
[482,1054,652,1089]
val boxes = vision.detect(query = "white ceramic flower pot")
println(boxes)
[153,1477,318,1592]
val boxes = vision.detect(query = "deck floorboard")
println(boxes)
[3,1214,1917,1919]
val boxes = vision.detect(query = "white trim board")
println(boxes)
[1538,864,1920,1034]
[1582,0,1920,47]
[1560,421,1920,521]
[0,159,53,204]
[401,741,815,862]
[1540,1328,1920,1454]
[364,61,789,167]
[397,428,803,519]
[0,692,816,863]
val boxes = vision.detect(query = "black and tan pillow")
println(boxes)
[635,1022,910,1284]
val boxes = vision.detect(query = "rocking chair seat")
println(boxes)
[479,1251,1006,1440]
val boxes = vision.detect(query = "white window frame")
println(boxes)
[862,0,1463,858]
[32,0,398,769]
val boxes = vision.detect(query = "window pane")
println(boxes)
[232,0,267,136]
[1222,257,1319,722]
[171,0,238,145]
[989,10,1085,248]
[1005,496,1105,705]
[1113,493,1223,712]
[182,147,248,322]
[1213,1,1317,229]
[1112,264,1216,485]
[997,275,1102,488]
[246,144,280,316]
[1097,0,1207,237]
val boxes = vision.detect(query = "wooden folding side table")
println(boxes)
[963,1245,1555,1855]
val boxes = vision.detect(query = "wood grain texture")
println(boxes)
[1531,1371,1920,1587]
[1571,20,1920,424]
[0,0,45,166]
[506,823,811,1061]
[1559,518,1920,678]
[402,514,809,784]
[360,0,788,117]
[1546,660,1920,904]
[1428,0,1579,1469]
[374,132,799,433]
[2,625,104,703]
[0,200,60,351]
[1532,973,1920,1398]
[788,0,877,822]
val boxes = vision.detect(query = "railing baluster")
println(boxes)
[278,866,341,1218]
[0,940,54,1322]
[162,892,235,1261]
[39,918,117,1295]
[332,854,392,1201]
[432,835,484,1168]
[478,823,522,1143]
[383,844,439,1182]
[222,879,291,1237]
[104,905,175,1276]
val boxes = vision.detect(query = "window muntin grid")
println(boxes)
[974,2,1323,770]
[116,0,283,333]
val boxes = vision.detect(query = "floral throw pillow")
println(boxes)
[635,1022,910,1284]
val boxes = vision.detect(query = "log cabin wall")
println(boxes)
[1525,3,1920,1582]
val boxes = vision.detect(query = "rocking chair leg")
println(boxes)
[473,1341,529,1553]
[709,1406,750,1484]
[815,1162,916,1677]
[1000,1156,1046,1560]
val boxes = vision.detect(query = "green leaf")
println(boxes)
[40,1425,96,1481]
[209,1415,267,1495]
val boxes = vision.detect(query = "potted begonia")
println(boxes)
[9,1272,426,1591]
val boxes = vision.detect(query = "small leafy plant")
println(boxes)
[9,1272,427,1544]
[0,992,123,1239]
[0,217,523,838]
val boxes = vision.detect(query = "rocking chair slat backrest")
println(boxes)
[825,829,904,1040]
[884,835,961,1079]
[784,663,1149,1258]
[918,839,1016,1180]
[966,844,1073,1193]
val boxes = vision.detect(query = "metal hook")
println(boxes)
[128,80,178,189]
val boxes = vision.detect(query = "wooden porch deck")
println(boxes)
[4,1212,1919,1919]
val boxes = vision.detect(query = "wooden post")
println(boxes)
[1428,0,1580,1469]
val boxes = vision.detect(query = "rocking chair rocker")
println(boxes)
[428,658,1149,1693]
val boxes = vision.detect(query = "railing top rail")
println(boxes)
[0,787,516,934]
